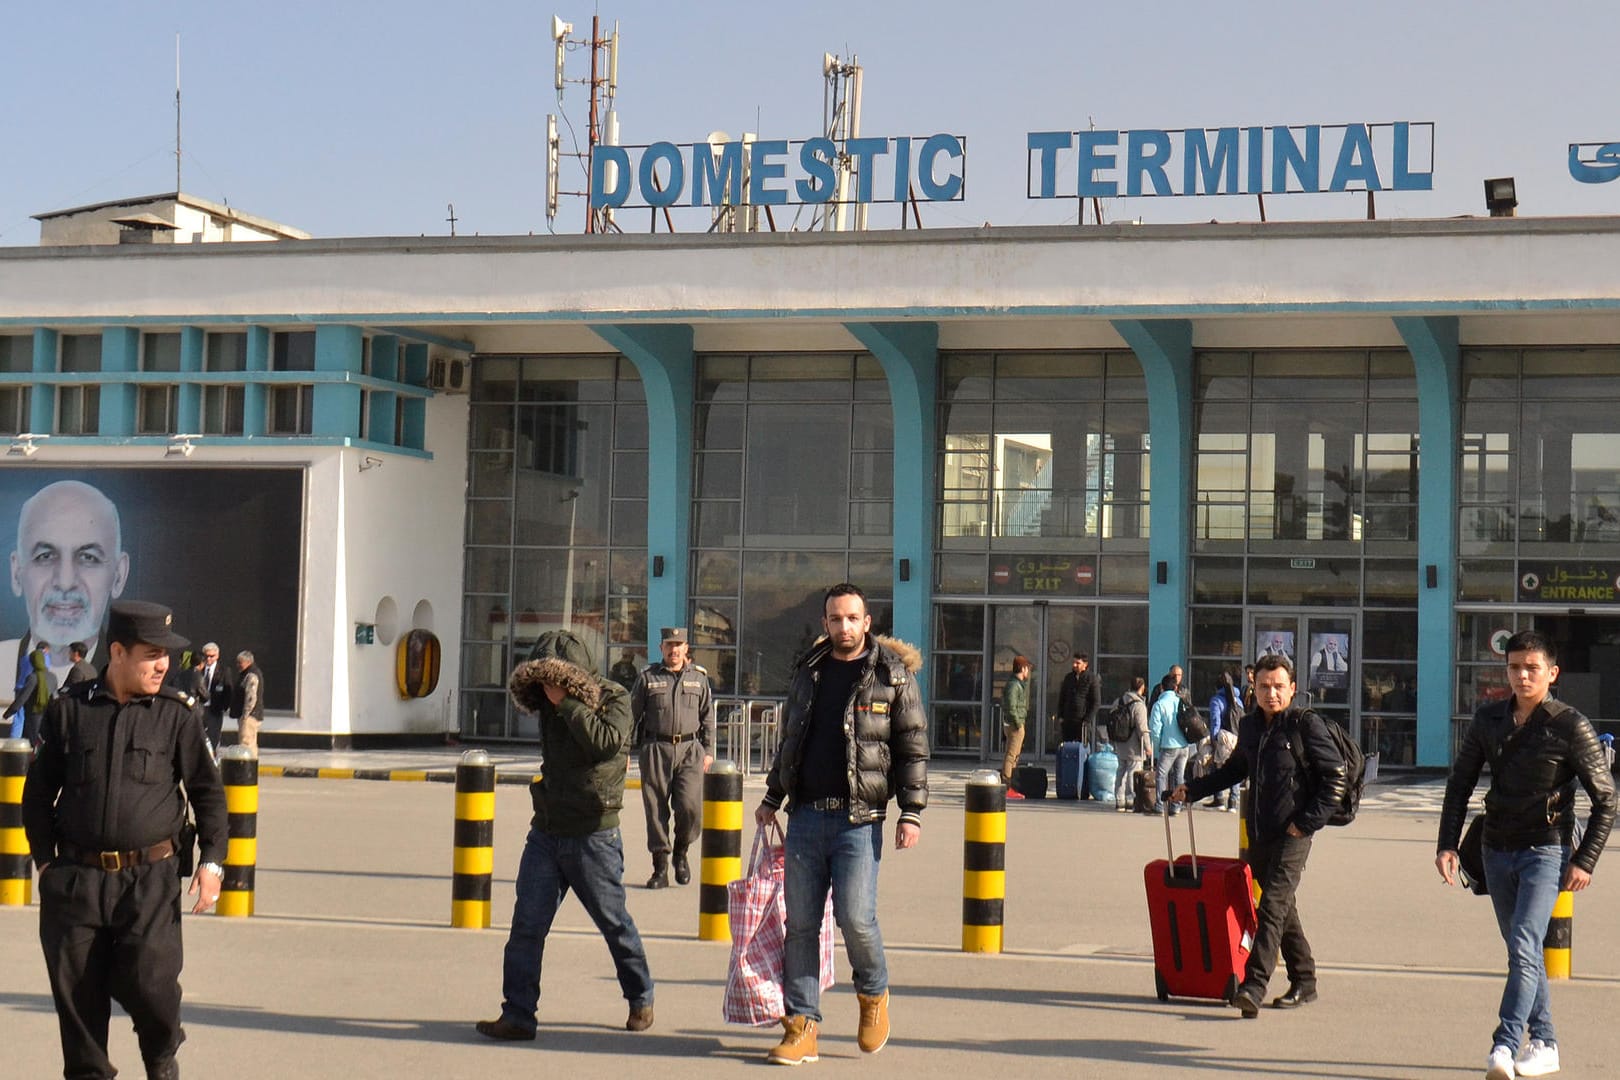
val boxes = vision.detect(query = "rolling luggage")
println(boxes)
[1056,742,1087,800]
[1085,745,1119,803]
[1132,768,1157,814]
[1011,765,1048,799]
[1144,806,1256,1003]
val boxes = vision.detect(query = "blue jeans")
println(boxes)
[1483,843,1566,1053]
[498,826,654,1030]
[783,808,888,1021]
[1157,746,1193,809]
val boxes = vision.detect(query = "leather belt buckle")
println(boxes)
[99,850,125,871]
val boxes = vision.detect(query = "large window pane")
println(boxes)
[745,405,848,547]
[741,551,845,695]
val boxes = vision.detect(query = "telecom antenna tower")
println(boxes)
[813,52,864,232]
[545,13,621,233]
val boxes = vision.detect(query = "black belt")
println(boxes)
[60,838,176,871]
[802,797,847,812]
[650,732,698,744]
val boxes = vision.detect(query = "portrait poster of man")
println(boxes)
[0,469,302,712]
[1254,631,1295,664]
[1307,632,1350,692]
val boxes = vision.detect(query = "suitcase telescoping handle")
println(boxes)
[1162,799,1198,879]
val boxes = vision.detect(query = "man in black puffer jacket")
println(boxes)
[755,583,928,1065]
[1437,630,1615,1080]
[476,630,655,1042]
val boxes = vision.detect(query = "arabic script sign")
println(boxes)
[1517,561,1620,603]
[988,556,1097,596]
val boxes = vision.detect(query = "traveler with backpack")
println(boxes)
[1435,630,1615,1080]
[1108,677,1151,813]
[1204,672,1245,812]
[1148,673,1193,817]
[1169,653,1347,1018]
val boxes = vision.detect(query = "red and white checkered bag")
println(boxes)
[722,820,836,1026]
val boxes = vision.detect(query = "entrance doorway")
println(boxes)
[1531,612,1620,730]
[1247,609,1360,741]
[988,602,1095,762]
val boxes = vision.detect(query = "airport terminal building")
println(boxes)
[3,206,1619,768]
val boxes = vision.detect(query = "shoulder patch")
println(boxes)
[159,686,198,708]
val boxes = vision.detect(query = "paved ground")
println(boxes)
[3,754,1617,1078]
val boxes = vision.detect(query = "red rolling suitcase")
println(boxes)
[1144,806,1256,1003]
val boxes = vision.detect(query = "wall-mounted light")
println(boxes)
[1484,177,1517,217]
[898,558,911,582]
[652,555,665,578]
[1155,561,1169,585]
[166,433,199,459]
[7,433,45,458]
[358,455,384,472]
[1425,564,1438,590]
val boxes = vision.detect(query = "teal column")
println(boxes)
[313,325,363,438]
[1396,316,1460,768]
[368,335,399,445]
[244,327,269,435]
[401,344,428,449]
[99,327,138,436]
[30,329,56,433]
[1113,319,1194,684]
[590,325,693,642]
[178,327,204,433]
[845,322,938,667]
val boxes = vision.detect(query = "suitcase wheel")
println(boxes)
[1222,975,1239,1004]
[1155,970,1169,1002]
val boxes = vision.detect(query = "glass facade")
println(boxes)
[460,355,649,738]
[690,354,892,698]
[1191,349,1420,762]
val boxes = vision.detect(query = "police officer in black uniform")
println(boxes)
[631,627,714,888]
[22,600,228,1080]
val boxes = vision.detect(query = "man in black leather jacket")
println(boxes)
[1437,630,1615,1080]
[1172,653,1346,1018]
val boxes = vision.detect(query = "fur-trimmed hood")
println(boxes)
[509,629,602,713]
[797,633,921,675]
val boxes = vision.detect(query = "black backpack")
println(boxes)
[1288,710,1365,827]
[1106,697,1135,743]
[1176,695,1209,742]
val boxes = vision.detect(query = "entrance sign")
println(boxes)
[1518,561,1620,603]
[1027,121,1434,200]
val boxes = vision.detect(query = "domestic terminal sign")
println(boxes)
[1569,142,1620,183]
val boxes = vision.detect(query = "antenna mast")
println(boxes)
[174,33,182,192]
[546,13,621,234]
[814,52,863,232]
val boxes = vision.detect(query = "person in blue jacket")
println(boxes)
[1204,671,1244,811]
[1148,674,1191,815]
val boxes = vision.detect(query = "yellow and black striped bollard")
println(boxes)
[452,749,495,929]
[217,745,258,917]
[1238,786,1261,905]
[698,760,743,941]
[1544,889,1573,979]
[1,738,31,906]
[963,770,1006,953]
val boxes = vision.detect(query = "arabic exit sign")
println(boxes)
[1518,561,1620,603]
[989,556,1098,596]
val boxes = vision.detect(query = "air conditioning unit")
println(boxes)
[428,354,469,393]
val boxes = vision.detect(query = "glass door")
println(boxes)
[1248,609,1359,742]
[988,602,1096,764]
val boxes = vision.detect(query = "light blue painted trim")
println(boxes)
[370,335,400,382]
[98,327,138,436]
[313,325,363,438]
[244,327,269,435]
[845,321,938,672]
[12,434,433,460]
[590,324,693,646]
[1396,316,1460,768]
[0,370,433,398]
[9,296,1620,332]
[375,326,475,352]
[177,327,204,432]
[29,329,56,432]
[1113,319,1194,685]
[402,343,430,386]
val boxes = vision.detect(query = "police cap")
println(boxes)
[108,600,190,650]
[660,627,687,644]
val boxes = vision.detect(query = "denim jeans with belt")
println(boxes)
[783,806,888,1021]
[497,825,654,1031]
[1482,842,1567,1054]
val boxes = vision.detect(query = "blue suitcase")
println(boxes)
[1087,745,1119,803]
[1056,741,1087,800]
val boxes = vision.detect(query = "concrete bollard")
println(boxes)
[216,746,259,917]
[1544,889,1573,979]
[451,749,495,929]
[1,738,31,907]
[962,769,1006,953]
[698,760,743,941]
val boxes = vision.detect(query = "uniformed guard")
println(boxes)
[631,627,715,888]
[22,600,228,1080]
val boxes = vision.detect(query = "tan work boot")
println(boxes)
[857,990,890,1054]
[767,1015,819,1066]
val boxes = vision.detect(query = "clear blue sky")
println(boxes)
[4,0,1618,243]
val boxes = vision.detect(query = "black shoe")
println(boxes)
[147,1058,180,1080]
[476,1018,537,1041]
[1271,984,1318,1009]
[1230,988,1262,1019]
[673,849,691,886]
[626,1004,654,1032]
[647,855,669,889]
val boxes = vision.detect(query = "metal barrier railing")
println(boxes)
[713,697,782,778]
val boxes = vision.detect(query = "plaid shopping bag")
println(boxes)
[722,820,837,1026]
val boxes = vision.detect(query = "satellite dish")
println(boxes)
[551,15,572,41]
[706,130,731,151]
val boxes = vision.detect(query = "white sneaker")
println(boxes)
[1515,1039,1560,1077]
[1486,1045,1516,1080]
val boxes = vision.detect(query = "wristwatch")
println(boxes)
[200,861,224,878]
